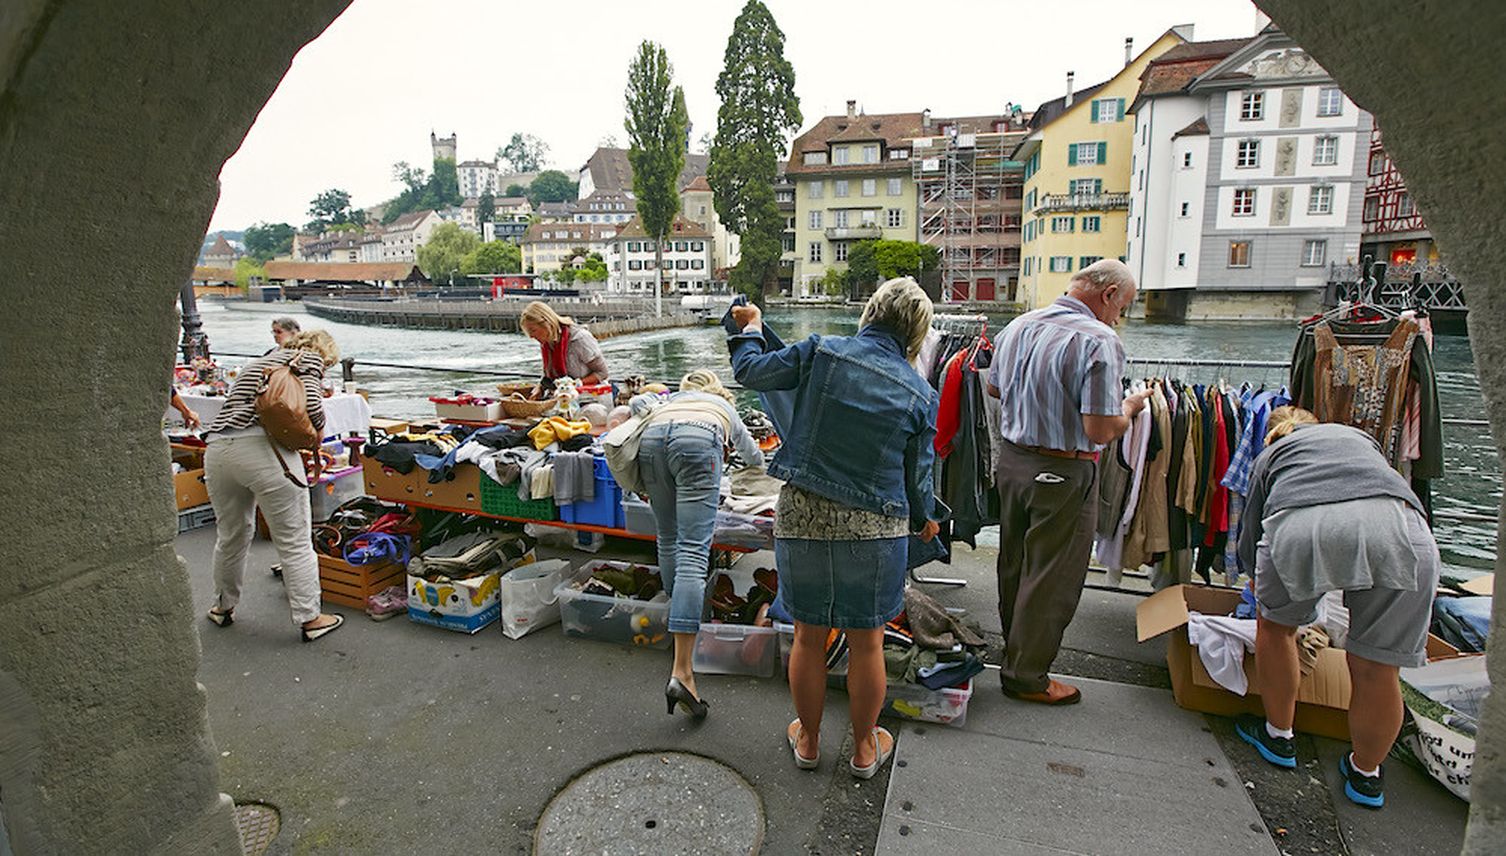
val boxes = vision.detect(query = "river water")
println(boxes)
[192,301,1498,575]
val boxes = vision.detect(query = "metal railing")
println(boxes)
[1032,192,1130,214]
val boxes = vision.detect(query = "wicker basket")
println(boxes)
[496,381,536,397]
[498,394,560,419]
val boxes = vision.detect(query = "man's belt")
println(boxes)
[1018,443,1099,462]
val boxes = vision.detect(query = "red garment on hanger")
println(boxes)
[934,349,968,458]
[1203,393,1230,545]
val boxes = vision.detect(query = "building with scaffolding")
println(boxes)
[911,113,1031,303]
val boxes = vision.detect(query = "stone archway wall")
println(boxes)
[1253,3,1506,852]
[0,2,349,853]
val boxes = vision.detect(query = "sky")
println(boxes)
[209,0,1266,231]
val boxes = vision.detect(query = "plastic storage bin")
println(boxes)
[554,561,670,649]
[713,510,775,550]
[430,396,502,422]
[557,457,625,528]
[622,495,656,535]
[480,474,557,520]
[694,622,779,677]
[882,679,973,727]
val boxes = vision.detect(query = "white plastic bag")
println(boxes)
[499,559,569,639]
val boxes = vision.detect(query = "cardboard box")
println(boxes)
[1137,585,1354,740]
[407,571,501,634]
[317,554,405,610]
[174,467,210,510]
[363,457,483,513]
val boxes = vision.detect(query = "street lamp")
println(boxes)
[448,268,458,288]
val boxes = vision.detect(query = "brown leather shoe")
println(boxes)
[1003,679,1082,706]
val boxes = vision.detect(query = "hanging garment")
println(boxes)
[1312,317,1419,464]
[1097,381,1151,582]
[1122,383,1172,570]
[942,344,995,547]
[934,349,969,458]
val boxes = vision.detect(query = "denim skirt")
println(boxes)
[774,536,907,629]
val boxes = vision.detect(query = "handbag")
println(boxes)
[256,360,321,451]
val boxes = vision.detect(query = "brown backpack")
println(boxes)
[256,361,321,451]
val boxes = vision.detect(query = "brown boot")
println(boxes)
[1003,678,1082,706]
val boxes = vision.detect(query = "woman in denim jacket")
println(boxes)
[729,277,940,779]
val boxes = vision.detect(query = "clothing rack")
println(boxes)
[932,313,989,335]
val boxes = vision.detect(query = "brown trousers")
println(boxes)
[995,440,1099,694]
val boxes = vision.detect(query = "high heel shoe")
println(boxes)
[664,676,709,719]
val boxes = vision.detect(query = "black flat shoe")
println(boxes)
[665,676,709,719]
[300,614,344,643]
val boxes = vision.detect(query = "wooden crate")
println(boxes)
[317,554,405,610]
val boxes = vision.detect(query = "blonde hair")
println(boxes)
[284,329,339,366]
[859,277,934,361]
[1265,406,1318,446]
[520,301,574,342]
[679,369,734,404]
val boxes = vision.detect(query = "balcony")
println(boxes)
[1032,192,1130,214]
[825,224,884,240]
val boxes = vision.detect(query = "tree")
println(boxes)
[232,256,266,292]
[577,252,609,283]
[460,240,522,275]
[243,221,294,262]
[382,157,463,224]
[477,191,495,225]
[504,183,527,198]
[306,188,365,232]
[846,240,879,289]
[708,1,802,303]
[625,40,689,316]
[846,239,939,290]
[497,133,549,172]
[416,221,480,282]
[818,267,847,297]
[527,170,577,206]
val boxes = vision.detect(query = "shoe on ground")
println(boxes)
[1002,678,1081,706]
[366,585,408,620]
[1340,753,1385,808]
[1235,713,1297,769]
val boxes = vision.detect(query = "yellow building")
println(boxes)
[785,102,923,297]
[1016,27,1191,308]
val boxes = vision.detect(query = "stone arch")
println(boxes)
[0,1,1502,852]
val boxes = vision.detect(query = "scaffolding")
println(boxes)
[912,128,1027,304]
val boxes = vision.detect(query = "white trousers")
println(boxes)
[204,433,321,625]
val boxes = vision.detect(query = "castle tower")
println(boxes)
[430,130,457,162]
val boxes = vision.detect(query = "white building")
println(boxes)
[360,231,384,263]
[457,160,498,199]
[570,191,635,225]
[381,210,442,263]
[521,222,619,273]
[679,175,740,275]
[1129,26,1370,320]
[606,215,715,294]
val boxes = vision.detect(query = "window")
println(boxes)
[1069,178,1102,196]
[1299,239,1327,267]
[1236,140,1260,168]
[627,241,640,252]
[1317,86,1343,117]
[889,149,910,160]
[1179,202,1190,218]
[834,242,848,262]
[1092,98,1122,123]
[782,235,795,253]
[1369,151,1387,175]
[1232,188,1256,216]
[803,151,827,166]
[670,241,684,252]
[675,259,689,270]
[861,179,876,197]
[862,144,879,164]
[833,209,849,228]
[1051,216,1075,233]
[1308,185,1334,215]
[808,241,822,263]
[644,259,656,269]
[887,178,902,196]
[1071,142,1104,165]
[1182,151,1193,168]
[1048,256,1073,273]
[1398,192,1415,217]
[1228,240,1251,267]
[1081,216,1101,232]
[1363,196,1379,222]
[692,259,704,270]
[833,146,850,165]
[886,208,903,228]
[1176,252,1187,268]
[860,209,877,226]
[808,210,822,229]
[1240,91,1264,121]
[1025,189,1037,209]
[1313,135,1339,166]
[1079,255,1102,268]
[691,241,704,251]
[1022,257,1032,276]
[1023,220,1034,242]
[835,180,850,197]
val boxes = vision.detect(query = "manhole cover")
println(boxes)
[235,802,280,855]
[536,752,763,856]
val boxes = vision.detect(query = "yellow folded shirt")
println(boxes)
[529,416,593,450]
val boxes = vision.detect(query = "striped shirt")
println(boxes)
[204,349,326,437]
[988,295,1125,452]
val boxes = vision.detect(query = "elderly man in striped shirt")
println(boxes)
[986,259,1150,705]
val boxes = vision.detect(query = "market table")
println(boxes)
[166,391,372,438]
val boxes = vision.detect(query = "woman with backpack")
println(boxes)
[202,329,344,642]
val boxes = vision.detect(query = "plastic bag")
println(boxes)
[499,559,569,639]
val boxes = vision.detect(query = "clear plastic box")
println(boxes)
[693,622,779,677]
[553,560,670,650]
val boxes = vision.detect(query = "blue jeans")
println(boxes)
[638,421,723,634]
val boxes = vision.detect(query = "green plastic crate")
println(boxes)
[480,476,557,520]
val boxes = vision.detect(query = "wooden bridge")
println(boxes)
[302,296,706,339]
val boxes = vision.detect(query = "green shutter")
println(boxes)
[1066,257,1073,271]
[1089,100,1099,124]
[1097,142,1107,163]
[1068,145,1078,166]
[1095,179,1103,194]
[1116,99,1125,121]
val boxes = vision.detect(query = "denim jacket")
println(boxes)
[729,323,938,529]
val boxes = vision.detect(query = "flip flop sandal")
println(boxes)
[849,727,895,780]
[300,614,344,643]
[206,607,234,627]
[787,719,819,770]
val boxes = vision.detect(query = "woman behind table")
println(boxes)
[729,277,941,779]
[519,301,609,397]
[265,317,300,355]
[635,370,765,719]
[1234,407,1439,809]
[202,329,344,642]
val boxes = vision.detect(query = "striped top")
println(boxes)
[987,296,1125,452]
[204,349,327,437]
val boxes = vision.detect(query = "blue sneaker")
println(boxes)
[1340,753,1385,808]
[1235,714,1296,769]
